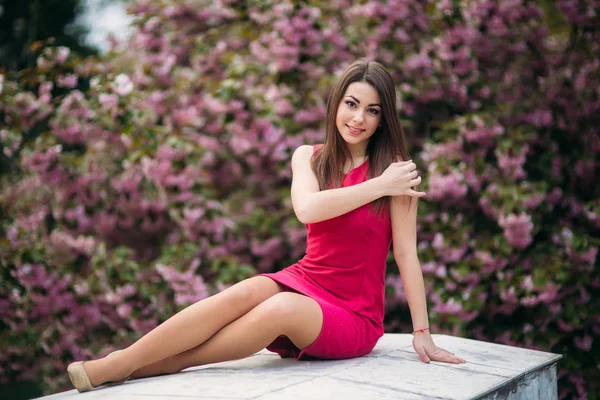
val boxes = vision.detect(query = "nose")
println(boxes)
[352,110,365,125]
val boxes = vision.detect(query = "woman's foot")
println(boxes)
[67,352,132,392]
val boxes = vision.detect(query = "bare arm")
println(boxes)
[290,145,385,224]
[391,195,466,365]
[391,195,428,331]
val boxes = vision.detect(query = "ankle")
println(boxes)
[106,351,136,378]
[81,359,104,387]
[86,357,132,386]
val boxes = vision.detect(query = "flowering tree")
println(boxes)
[0,0,598,398]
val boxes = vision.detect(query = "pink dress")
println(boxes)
[259,145,393,360]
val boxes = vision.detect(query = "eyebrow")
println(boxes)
[346,95,381,107]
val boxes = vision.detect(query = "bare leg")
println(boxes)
[130,292,323,379]
[81,276,283,387]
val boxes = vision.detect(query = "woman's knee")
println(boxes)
[215,276,282,310]
[256,293,323,348]
[257,293,322,325]
[258,292,298,318]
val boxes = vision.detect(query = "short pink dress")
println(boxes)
[259,145,393,360]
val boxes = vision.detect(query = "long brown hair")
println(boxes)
[312,59,412,216]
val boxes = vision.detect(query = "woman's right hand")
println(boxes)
[377,160,426,197]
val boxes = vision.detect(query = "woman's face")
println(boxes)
[335,81,382,152]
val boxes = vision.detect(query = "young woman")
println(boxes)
[67,59,465,393]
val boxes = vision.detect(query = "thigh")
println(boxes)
[256,292,323,350]
[211,276,285,315]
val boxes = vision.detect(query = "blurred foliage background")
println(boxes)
[0,0,598,399]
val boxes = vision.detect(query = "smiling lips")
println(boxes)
[346,125,364,135]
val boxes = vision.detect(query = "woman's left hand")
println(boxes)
[412,331,466,364]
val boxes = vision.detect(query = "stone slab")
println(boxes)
[39,334,561,400]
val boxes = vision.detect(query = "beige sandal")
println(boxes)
[66,350,129,392]
[66,361,94,392]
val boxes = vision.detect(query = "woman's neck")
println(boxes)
[346,144,368,159]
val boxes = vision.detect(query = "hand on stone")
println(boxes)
[412,332,466,364]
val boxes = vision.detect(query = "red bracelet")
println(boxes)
[412,327,429,335]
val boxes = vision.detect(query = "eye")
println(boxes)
[369,109,380,115]
[345,101,356,107]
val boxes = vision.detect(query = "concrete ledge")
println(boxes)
[40,334,562,400]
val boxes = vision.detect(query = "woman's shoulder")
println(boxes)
[292,144,315,166]
[292,144,323,157]
[291,144,323,169]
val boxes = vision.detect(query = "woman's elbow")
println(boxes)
[293,205,311,224]
[293,195,323,224]
[293,205,309,224]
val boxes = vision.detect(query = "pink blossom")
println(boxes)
[111,170,143,192]
[428,169,468,202]
[251,237,282,257]
[37,55,53,69]
[173,106,204,127]
[432,297,463,315]
[117,304,133,319]
[435,264,448,278]
[55,46,70,64]
[346,2,379,19]
[432,233,444,249]
[274,99,294,115]
[156,263,209,306]
[498,212,534,249]
[230,136,252,155]
[574,335,593,352]
[99,93,118,111]
[141,157,173,184]
[131,315,157,335]
[385,274,406,305]
[56,74,78,88]
[462,121,504,145]
[403,52,432,75]
[251,237,284,271]
[53,122,86,145]
[420,261,438,275]
[548,303,562,316]
[547,187,563,205]
[394,28,410,42]
[500,286,518,303]
[576,287,591,305]
[495,144,529,180]
[113,74,134,96]
[522,275,534,291]
[183,207,205,222]
[579,246,598,266]
[524,109,553,127]
[49,230,96,256]
[421,138,463,162]
[294,106,325,124]
[523,193,544,209]
[520,295,539,307]
[445,245,467,263]
[436,0,454,15]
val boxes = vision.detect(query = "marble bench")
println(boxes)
[40,333,562,400]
